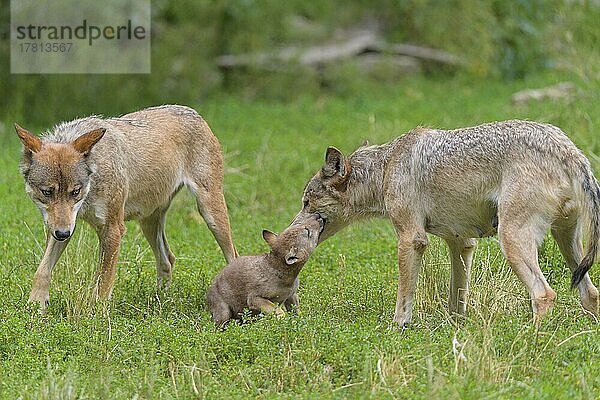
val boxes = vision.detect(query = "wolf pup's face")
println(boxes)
[263,213,324,266]
[15,124,105,241]
[296,147,351,242]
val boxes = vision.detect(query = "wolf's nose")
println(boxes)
[315,212,326,223]
[54,230,71,241]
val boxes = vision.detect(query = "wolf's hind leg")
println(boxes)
[29,233,70,310]
[498,220,556,324]
[445,237,477,315]
[284,293,300,312]
[248,296,285,318]
[210,300,233,326]
[552,220,599,317]
[188,178,238,263]
[140,208,175,290]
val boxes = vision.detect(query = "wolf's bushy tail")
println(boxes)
[571,163,600,288]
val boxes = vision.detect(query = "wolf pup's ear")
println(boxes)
[72,128,106,156]
[322,147,347,178]
[285,248,299,265]
[262,230,278,248]
[15,123,42,153]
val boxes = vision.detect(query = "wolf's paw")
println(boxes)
[389,321,410,333]
[531,291,556,326]
[581,287,599,320]
[28,290,50,313]
[156,274,172,291]
[391,319,412,333]
[393,311,412,332]
[274,307,286,319]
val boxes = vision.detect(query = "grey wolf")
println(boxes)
[15,105,238,310]
[296,120,599,328]
[206,213,324,325]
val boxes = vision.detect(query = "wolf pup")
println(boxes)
[16,105,238,310]
[207,213,323,325]
[296,120,600,328]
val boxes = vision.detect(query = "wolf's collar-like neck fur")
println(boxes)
[345,144,390,220]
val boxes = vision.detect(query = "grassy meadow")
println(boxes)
[1,71,600,399]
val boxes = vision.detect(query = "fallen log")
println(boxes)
[384,43,464,66]
[217,30,463,70]
[511,82,575,105]
[217,31,379,69]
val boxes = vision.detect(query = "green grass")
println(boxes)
[1,71,600,399]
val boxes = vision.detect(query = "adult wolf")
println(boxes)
[296,120,599,328]
[16,105,238,310]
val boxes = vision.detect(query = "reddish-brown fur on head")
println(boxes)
[15,124,105,241]
[72,128,106,156]
[15,123,42,153]
[297,147,354,242]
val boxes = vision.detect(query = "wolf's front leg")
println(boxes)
[284,293,300,312]
[94,221,125,300]
[393,226,428,329]
[29,233,70,310]
[445,237,477,315]
[248,296,285,318]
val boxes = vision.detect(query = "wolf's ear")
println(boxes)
[284,248,299,265]
[72,128,106,156]
[322,147,347,178]
[15,123,42,153]
[262,230,278,248]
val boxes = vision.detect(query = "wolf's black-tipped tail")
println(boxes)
[571,166,600,288]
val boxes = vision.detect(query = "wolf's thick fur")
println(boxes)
[207,213,323,325]
[297,120,600,327]
[16,105,238,309]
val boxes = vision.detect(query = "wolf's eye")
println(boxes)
[71,188,81,197]
[40,188,53,197]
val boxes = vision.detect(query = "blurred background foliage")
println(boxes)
[0,0,599,126]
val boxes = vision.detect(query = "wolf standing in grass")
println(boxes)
[297,120,599,328]
[15,105,238,310]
